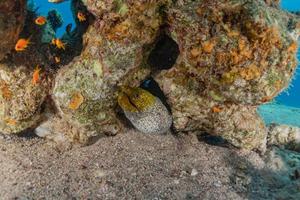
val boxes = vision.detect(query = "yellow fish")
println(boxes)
[51,38,66,50]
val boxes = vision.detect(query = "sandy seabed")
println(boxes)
[0,131,299,200]
[259,103,300,127]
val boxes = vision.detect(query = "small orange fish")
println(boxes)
[51,38,66,50]
[15,38,30,51]
[32,66,41,85]
[35,16,47,25]
[212,106,222,113]
[261,96,272,103]
[54,56,61,63]
[4,118,17,126]
[68,92,84,110]
[77,12,86,22]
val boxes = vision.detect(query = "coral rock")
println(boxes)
[50,0,168,142]
[0,64,50,134]
[0,0,299,151]
[154,74,267,150]
[268,124,300,152]
[150,0,299,150]
[167,0,299,105]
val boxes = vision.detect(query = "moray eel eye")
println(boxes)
[118,86,156,113]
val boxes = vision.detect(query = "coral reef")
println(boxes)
[51,0,166,141]
[153,0,299,150]
[164,0,298,104]
[0,0,299,150]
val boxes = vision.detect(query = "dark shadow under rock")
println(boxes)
[147,34,180,71]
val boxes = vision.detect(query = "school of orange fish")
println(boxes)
[14,1,87,87]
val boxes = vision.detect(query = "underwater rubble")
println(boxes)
[0,0,299,150]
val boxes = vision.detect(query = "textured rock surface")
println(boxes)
[0,0,26,61]
[153,79,267,149]
[165,0,299,105]
[268,124,300,151]
[51,0,169,140]
[0,64,50,134]
[152,0,299,149]
[264,0,280,7]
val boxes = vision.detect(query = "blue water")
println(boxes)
[281,0,300,11]
[258,0,300,126]
[275,52,300,107]
[275,1,300,108]
[28,0,76,37]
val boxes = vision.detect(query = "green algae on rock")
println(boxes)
[52,28,155,141]
[53,55,121,140]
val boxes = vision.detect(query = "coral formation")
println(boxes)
[0,0,299,150]
[153,78,267,149]
[153,0,299,150]
[52,0,166,141]
[0,64,50,134]
[165,0,298,105]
